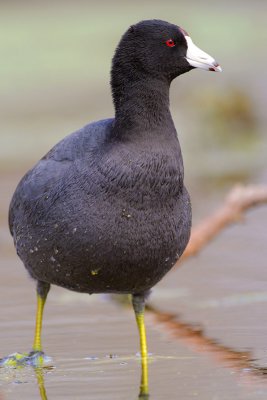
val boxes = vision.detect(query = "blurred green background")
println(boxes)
[1,0,266,190]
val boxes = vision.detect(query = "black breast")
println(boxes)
[9,119,191,295]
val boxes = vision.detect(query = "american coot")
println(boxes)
[1,19,221,396]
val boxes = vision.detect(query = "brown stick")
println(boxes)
[177,184,267,264]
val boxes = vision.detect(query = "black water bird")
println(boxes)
[2,19,221,396]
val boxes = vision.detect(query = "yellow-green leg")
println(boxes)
[32,283,49,353]
[132,293,149,399]
[0,281,51,368]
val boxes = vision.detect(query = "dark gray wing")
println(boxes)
[9,118,114,235]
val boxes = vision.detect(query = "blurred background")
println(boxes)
[0,1,267,399]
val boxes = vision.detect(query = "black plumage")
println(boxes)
[9,20,193,296]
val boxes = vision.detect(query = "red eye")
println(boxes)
[166,39,175,47]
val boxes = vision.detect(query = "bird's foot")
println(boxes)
[0,351,52,368]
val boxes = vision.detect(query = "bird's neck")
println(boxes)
[111,73,175,140]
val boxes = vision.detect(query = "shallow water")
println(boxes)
[1,172,267,399]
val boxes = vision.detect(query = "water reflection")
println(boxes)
[35,368,48,400]
[33,359,150,400]
[147,304,267,380]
